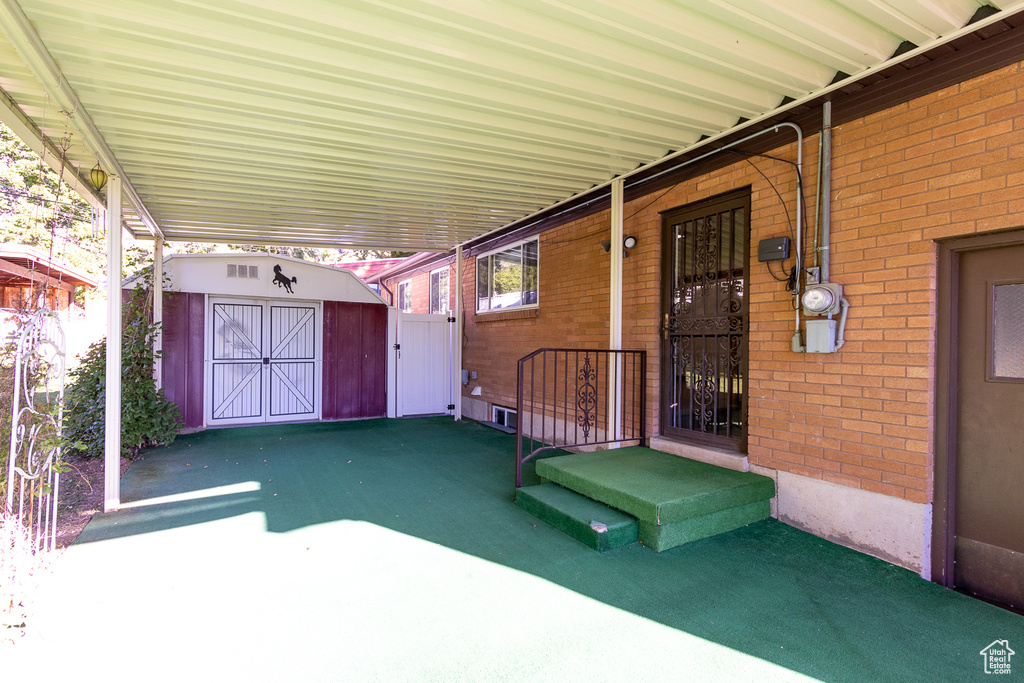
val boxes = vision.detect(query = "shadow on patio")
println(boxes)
[15,418,1024,682]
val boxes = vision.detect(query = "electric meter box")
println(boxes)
[806,319,838,353]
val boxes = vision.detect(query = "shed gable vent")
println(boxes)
[227,264,259,279]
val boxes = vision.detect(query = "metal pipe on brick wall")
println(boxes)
[763,122,805,352]
[821,101,833,283]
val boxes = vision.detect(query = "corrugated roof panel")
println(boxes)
[0,0,1017,250]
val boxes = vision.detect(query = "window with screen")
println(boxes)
[476,238,538,313]
[430,267,449,314]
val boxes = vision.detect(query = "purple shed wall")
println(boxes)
[158,294,387,427]
[161,292,205,429]
[322,301,387,420]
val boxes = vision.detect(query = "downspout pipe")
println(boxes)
[821,102,833,283]
[378,280,395,307]
[813,134,823,272]
[762,122,806,353]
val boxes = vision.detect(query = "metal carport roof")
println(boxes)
[0,0,1021,252]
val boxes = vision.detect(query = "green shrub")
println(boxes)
[63,282,182,459]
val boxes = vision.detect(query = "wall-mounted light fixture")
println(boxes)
[601,235,639,257]
[89,163,108,191]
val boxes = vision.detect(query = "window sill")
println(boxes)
[474,308,539,322]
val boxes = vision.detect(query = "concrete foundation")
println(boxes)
[762,469,932,577]
[460,395,489,422]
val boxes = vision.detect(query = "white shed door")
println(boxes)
[396,312,452,417]
[209,298,320,425]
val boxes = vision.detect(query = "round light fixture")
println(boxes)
[801,285,836,314]
[623,235,637,249]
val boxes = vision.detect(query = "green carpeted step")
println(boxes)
[535,447,775,526]
[516,484,638,552]
[639,500,771,552]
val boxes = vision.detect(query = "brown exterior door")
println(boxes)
[660,189,750,451]
[953,242,1024,611]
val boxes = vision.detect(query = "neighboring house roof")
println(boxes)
[334,258,407,281]
[0,243,99,289]
[367,252,451,285]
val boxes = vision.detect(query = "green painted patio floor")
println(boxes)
[12,418,1023,682]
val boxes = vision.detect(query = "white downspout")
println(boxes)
[821,102,833,283]
[609,178,624,445]
[104,175,122,512]
[771,122,805,353]
[454,246,463,421]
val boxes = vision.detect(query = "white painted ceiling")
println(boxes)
[0,0,1019,251]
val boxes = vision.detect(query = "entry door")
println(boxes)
[396,312,452,417]
[208,298,320,425]
[660,190,750,450]
[954,243,1024,610]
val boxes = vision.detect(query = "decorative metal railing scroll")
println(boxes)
[515,348,646,490]
[4,309,66,553]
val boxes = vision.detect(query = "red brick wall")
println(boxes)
[384,262,456,314]
[463,216,613,411]
[460,59,1024,504]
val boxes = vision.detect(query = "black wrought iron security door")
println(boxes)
[661,190,750,450]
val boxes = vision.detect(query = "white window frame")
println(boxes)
[397,279,412,312]
[492,405,517,430]
[475,236,539,314]
[429,266,450,315]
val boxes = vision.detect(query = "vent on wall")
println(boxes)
[227,264,259,279]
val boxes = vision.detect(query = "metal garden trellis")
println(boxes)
[4,308,66,553]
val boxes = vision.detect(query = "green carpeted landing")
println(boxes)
[536,447,775,551]
[10,418,1021,683]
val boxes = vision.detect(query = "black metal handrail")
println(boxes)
[515,348,646,489]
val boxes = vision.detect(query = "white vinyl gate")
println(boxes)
[395,312,453,417]
[207,297,321,425]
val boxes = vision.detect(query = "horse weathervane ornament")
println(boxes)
[273,264,297,293]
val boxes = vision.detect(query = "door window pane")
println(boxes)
[993,283,1024,379]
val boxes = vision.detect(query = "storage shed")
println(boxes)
[129,254,389,430]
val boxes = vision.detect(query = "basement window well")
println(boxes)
[493,406,517,430]
[482,405,517,434]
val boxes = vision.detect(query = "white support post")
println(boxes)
[609,179,624,445]
[153,237,163,389]
[454,246,463,422]
[104,176,123,512]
